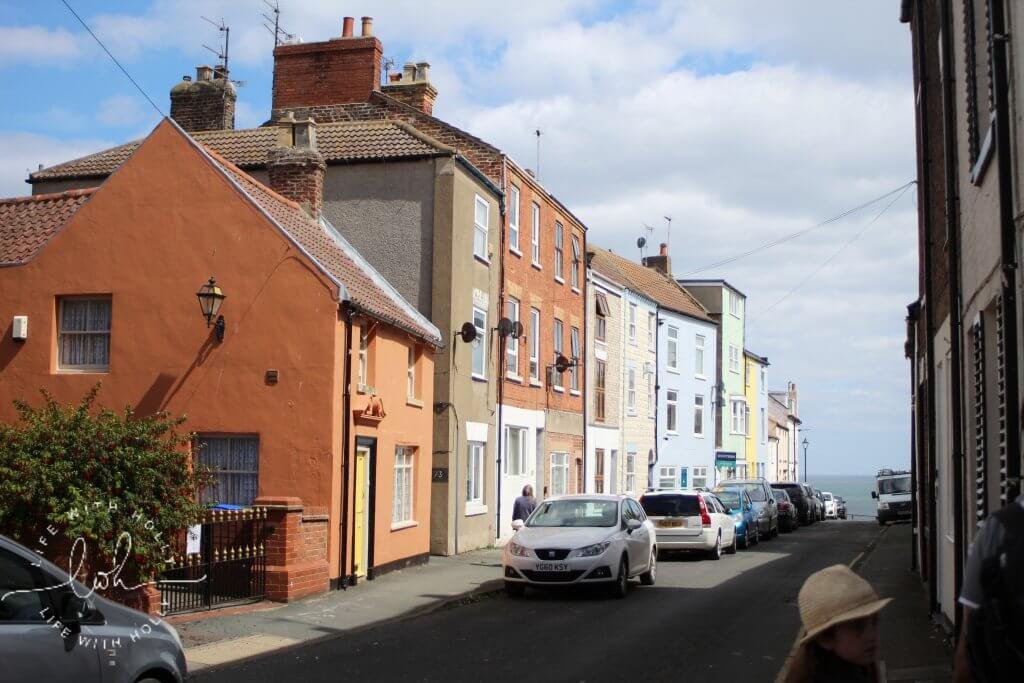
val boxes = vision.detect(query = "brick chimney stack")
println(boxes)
[267,113,326,219]
[642,243,672,277]
[169,65,236,132]
[271,16,383,121]
[382,61,438,115]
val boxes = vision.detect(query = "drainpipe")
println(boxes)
[939,0,966,630]
[495,161,508,540]
[989,0,1022,503]
[339,303,355,588]
[917,0,937,614]
[582,243,589,492]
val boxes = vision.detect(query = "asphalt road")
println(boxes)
[198,521,881,683]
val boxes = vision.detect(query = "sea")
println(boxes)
[807,475,879,521]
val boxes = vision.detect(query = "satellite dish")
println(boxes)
[511,321,525,339]
[459,322,477,344]
[497,317,514,338]
[554,354,571,373]
[637,236,647,249]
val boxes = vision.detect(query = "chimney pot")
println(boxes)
[388,72,402,83]
[342,17,354,37]
[402,63,416,82]
[415,62,430,82]
[361,16,373,36]
[182,75,192,82]
[659,243,668,256]
[196,65,213,81]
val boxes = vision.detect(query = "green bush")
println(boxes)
[0,384,213,583]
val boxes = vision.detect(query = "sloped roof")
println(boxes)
[185,129,443,347]
[589,247,713,323]
[30,120,449,182]
[0,189,95,265]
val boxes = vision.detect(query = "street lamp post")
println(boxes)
[802,438,809,483]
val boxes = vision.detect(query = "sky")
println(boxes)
[0,1,917,476]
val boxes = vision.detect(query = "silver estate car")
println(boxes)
[0,534,187,683]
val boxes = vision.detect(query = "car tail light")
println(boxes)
[780,502,790,510]
[698,497,711,527]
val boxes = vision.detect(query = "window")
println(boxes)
[506,297,520,377]
[695,334,705,376]
[595,360,606,422]
[571,236,581,289]
[570,326,580,391]
[666,390,678,432]
[595,293,609,341]
[658,466,677,490]
[628,303,637,343]
[508,185,520,252]
[648,312,656,351]
[694,395,705,436]
[529,307,540,381]
[554,222,564,281]
[666,326,679,371]
[0,549,48,622]
[729,290,741,317]
[627,367,637,414]
[358,326,370,387]
[625,450,637,493]
[692,466,708,489]
[505,426,527,476]
[553,318,564,389]
[731,399,747,434]
[550,453,569,495]
[595,448,605,494]
[467,441,484,505]
[393,446,414,524]
[407,346,417,399]
[197,435,259,506]
[531,202,541,264]
[648,374,655,418]
[57,297,111,372]
[472,307,487,379]
[473,195,489,261]
[964,0,992,166]
[729,345,741,373]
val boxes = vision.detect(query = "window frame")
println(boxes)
[529,307,541,382]
[729,344,741,374]
[625,450,637,494]
[729,291,742,318]
[553,222,564,282]
[508,185,521,253]
[56,296,112,373]
[392,446,415,526]
[666,325,679,372]
[692,466,708,489]
[595,359,606,422]
[666,389,678,433]
[552,318,564,390]
[471,307,487,380]
[694,394,705,437]
[695,334,706,377]
[407,345,418,400]
[627,366,637,415]
[473,195,490,262]
[531,202,541,266]
[550,452,569,495]
[467,441,485,507]
[730,398,748,435]
[569,326,580,392]
[648,311,656,351]
[196,434,260,506]
[658,465,677,490]
[504,426,527,476]
[570,235,581,290]
[628,303,637,344]
[506,296,520,378]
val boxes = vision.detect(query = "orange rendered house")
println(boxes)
[0,118,440,601]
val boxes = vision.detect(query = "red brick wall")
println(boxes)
[267,147,326,218]
[272,37,382,111]
[256,497,330,602]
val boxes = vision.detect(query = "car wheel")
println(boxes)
[726,531,738,555]
[708,533,722,560]
[610,556,629,598]
[640,549,657,586]
[504,581,525,598]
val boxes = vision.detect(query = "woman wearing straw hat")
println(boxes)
[785,564,892,682]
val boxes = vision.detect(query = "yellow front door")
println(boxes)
[354,446,370,578]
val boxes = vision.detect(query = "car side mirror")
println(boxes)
[724,507,733,515]
[746,503,753,512]
[871,491,877,499]
[59,592,87,634]
[511,519,525,531]
[626,518,642,532]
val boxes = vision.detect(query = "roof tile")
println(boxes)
[0,189,95,265]
[589,247,713,323]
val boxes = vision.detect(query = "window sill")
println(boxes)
[506,373,523,383]
[472,374,488,383]
[695,374,707,381]
[666,430,679,436]
[406,397,424,408]
[464,503,488,517]
[666,366,680,374]
[531,261,543,271]
[554,276,565,285]
[627,410,637,417]
[569,389,581,396]
[571,287,581,295]
[474,254,491,266]
[529,379,543,388]
[552,386,565,394]
[730,369,740,374]
[391,520,419,531]
[694,433,705,439]
[56,368,110,374]
[509,245,523,257]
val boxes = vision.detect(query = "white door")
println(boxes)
[500,425,533,540]
[935,350,957,624]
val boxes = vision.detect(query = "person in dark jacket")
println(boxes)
[785,564,890,683]
[512,485,537,525]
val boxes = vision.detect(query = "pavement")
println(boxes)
[184,521,952,682]
[174,548,504,673]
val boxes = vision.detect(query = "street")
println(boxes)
[196,521,882,683]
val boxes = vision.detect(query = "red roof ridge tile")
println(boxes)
[0,188,97,204]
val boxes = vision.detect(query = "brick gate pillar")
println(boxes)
[254,496,330,602]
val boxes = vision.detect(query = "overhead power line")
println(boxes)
[60,0,164,117]
[747,182,915,325]
[679,180,916,277]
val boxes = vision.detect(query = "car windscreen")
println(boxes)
[640,495,700,517]
[716,491,742,510]
[823,493,833,501]
[772,490,788,501]
[741,484,767,502]
[527,499,618,527]
[774,485,802,499]
[878,476,911,495]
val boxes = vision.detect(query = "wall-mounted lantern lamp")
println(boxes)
[196,276,226,342]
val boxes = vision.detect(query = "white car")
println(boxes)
[502,495,657,598]
[639,489,737,559]
[823,491,838,519]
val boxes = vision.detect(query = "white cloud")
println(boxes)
[95,94,153,128]
[0,132,115,198]
[0,26,83,65]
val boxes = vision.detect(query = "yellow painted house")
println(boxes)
[743,351,770,479]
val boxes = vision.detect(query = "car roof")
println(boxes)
[718,479,767,486]
[543,493,625,503]
[641,488,707,496]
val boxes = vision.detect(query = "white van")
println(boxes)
[872,469,912,525]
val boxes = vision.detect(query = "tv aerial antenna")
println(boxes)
[639,223,654,258]
[262,1,295,47]
[664,215,673,250]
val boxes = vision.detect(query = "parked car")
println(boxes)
[640,490,737,559]
[0,534,187,683]
[822,491,838,519]
[807,487,824,521]
[771,481,811,526]
[772,488,798,532]
[714,478,779,538]
[714,487,759,548]
[836,496,848,520]
[503,494,656,598]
